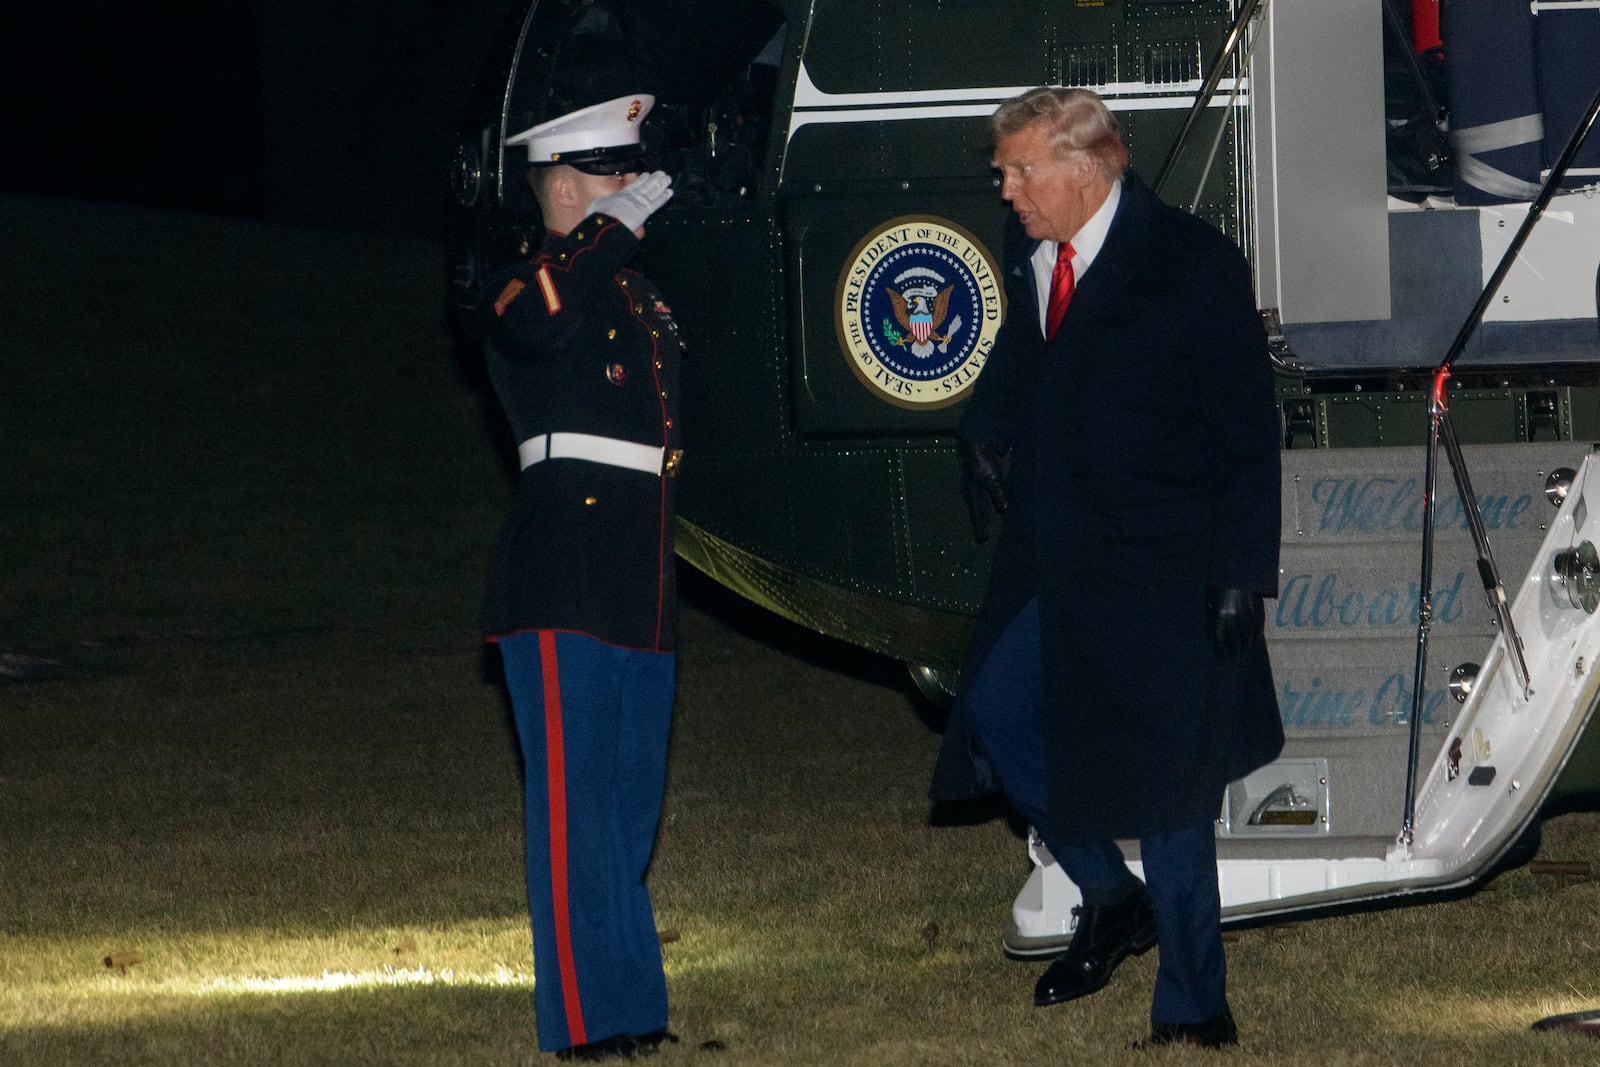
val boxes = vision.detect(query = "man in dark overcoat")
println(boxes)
[475,93,683,1061]
[930,86,1284,1048]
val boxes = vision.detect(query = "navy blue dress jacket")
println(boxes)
[476,214,684,652]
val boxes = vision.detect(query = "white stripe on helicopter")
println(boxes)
[788,61,1247,140]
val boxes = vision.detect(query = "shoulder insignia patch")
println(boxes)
[535,264,562,315]
[493,278,526,317]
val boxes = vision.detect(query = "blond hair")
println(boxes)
[991,87,1130,182]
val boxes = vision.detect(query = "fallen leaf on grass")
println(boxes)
[103,949,143,972]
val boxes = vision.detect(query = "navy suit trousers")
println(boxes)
[966,598,1227,1023]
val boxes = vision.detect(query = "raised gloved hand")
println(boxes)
[586,171,674,232]
[959,439,1009,543]
[1208,587,1265,661]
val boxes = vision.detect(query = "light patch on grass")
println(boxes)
[199,964,531,995]
[1361,989,1600,1040]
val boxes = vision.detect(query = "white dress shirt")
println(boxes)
[1030,178,1122,336]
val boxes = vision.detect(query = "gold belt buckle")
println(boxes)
[663,448,684,477]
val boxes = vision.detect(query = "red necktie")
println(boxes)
[1046,241,1076,341]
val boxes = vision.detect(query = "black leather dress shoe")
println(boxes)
[1131,1007,1238,1050]
[554,1030,678,1061]
[554,1036,630,1062]
[1033,883,1158,1007]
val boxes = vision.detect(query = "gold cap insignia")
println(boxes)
[627,99,642,122]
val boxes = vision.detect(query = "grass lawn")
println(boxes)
[4,197,1600,1065]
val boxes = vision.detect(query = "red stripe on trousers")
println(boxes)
[540,631,587,1045]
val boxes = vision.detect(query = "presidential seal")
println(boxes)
[835,216,1004,409]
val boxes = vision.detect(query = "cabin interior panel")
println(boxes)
[1282,206,1600,372]
[1478,193,1600,327]
[1535,8,1600,183]
[1279,208,1478,369]
[1477,322,1600,369]
[1249,0,1389,327]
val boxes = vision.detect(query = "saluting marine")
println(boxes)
[475,93,683,1062]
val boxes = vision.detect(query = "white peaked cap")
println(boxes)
[506,94,656,167]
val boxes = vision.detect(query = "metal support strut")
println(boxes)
[1399,81,1600,850]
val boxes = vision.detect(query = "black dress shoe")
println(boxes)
[554,1031,678,1061]
[1131,1007,1238,1050]
[554,1035,635,1062]
[1033,883,1158,1007]
[554,1036,627,1061]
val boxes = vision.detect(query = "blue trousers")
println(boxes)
[499,630,675,1052]
[965,597,1227,1024]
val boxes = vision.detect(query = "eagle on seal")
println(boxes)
[888,283,955,356]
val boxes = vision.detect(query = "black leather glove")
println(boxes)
[1208,587,1264,661]
[959,439,1009,543]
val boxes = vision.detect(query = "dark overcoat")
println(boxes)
[475,212,685,652]
[930,174,1285,842]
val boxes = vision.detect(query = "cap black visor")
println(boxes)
[542,144,650,176]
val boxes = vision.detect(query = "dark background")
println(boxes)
[0,2,517,239]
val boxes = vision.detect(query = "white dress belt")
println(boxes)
[517,432,665,475]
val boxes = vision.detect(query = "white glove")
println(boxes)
[586,171,674,232]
